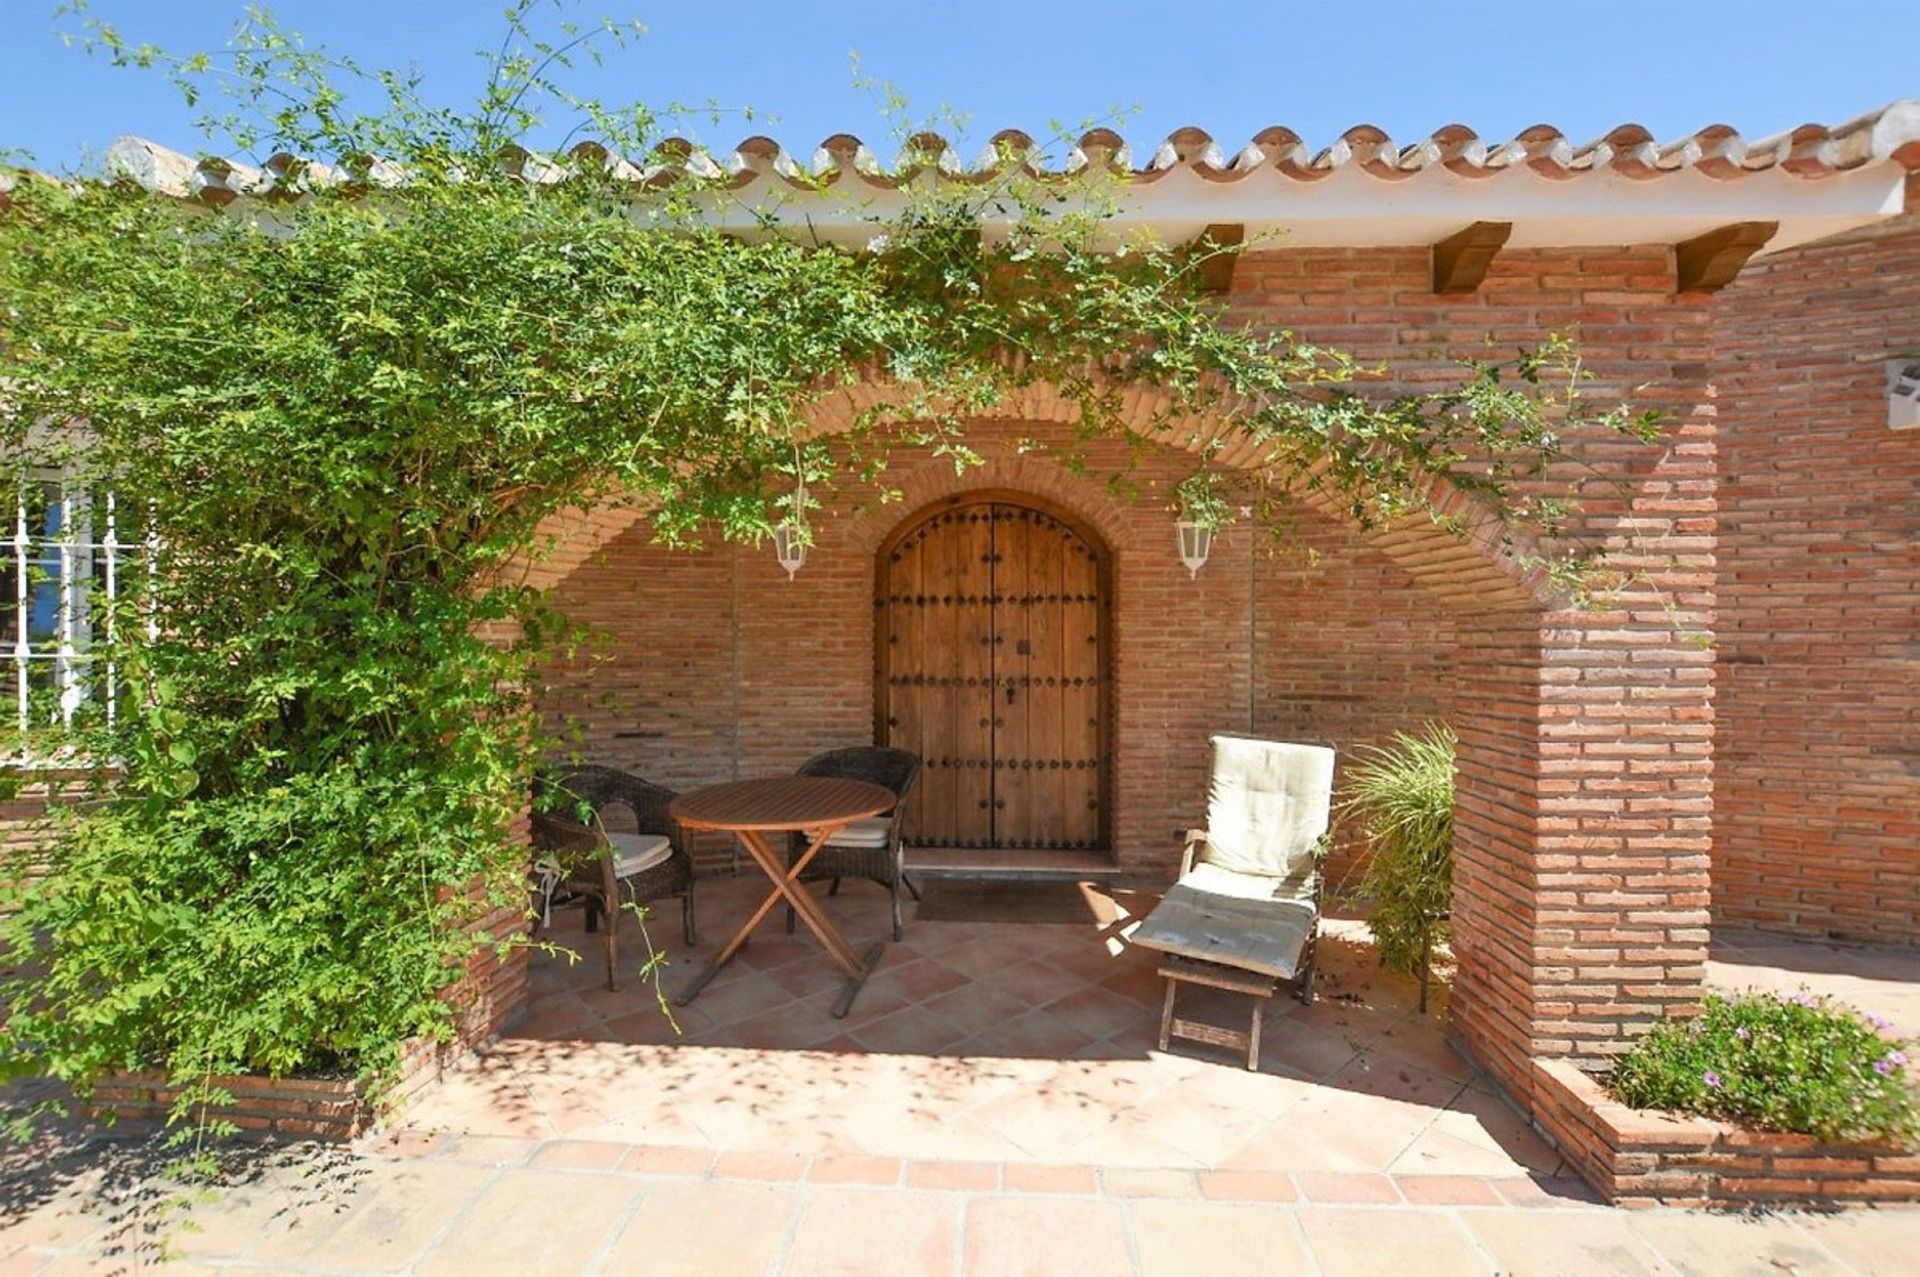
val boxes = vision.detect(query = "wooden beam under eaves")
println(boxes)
[1191,223,1246,294]
[1430,221,1512,294]
[1673,221,1778,294]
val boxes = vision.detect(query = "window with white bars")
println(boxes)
[5,476,150,764]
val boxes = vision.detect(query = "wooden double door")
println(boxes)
[875,493,1110,851]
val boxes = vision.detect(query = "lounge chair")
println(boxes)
[1131,736,1335,1069]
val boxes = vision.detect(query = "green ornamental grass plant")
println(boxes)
[1609,992,1919,1147]
[1343,724,1456,975]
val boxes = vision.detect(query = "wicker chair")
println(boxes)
[532,764,696,991]
[782,746,923,941]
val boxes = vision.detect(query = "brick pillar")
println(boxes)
[1449,614,1545,1093]
[1451,498,1716,1089]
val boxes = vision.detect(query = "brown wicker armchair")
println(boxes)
[532,764,696,991]
[783,746,923,941]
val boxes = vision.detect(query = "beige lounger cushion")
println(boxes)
[1201,736,1335,880]
[1132,883,1316,980]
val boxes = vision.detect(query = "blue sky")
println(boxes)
[1,1,1915,170]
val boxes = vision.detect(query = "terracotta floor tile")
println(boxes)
[1040,982,1157,1042]
[963,1198,1133,1277]
[1395,1174,1505,1205]
[1220,1097,1426,1174]
[434,1133,539,1165]
[1789,1208,1920,1277]
[806,1154,902,1185]
[712,1150,807,1181]
[250,1160,497,1271]
[1467,1210,1669,1276]
[600,1179,799,1277]
[1368,1016,1477,1080]
[1196,1169,1299,1202]
[619,1143,714,1176]
[1391,1123,1544,1179]
[1100,1167,1196,1198]
[1001,1163,1100,1194]
[922,982,1039,1037]
[417,1168,641,1276]
[1324,1052,1471,1109]
[725,990,860,1050]
[986,958,1091,1008]
[1132,1199,1313,1277]
[937,934,1041,980]
[848,1003,972,1054]
[970,1084,1123,1158]
[784,1187,961,1277]
[1296,1206,1492,1277]
[861,955,973,1006]
[683,969,804,1027]
[1422,1085,1563,1175]
[529,1138,632,1171]
[1492,1173,1607,1209]
[1628,1210,1850,1277]
[904,1159,1000,1191]
[1295,1171,1403,1203]
[1093,1093,1266,1167]
[960,1008,1097,1059]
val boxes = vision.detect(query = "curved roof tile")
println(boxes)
[96,99,1919,207]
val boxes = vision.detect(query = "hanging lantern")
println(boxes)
[772,475,809,580]
[1175,518,1212,579]
[772,520,807,581]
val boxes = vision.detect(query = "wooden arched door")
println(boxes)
[875,492,1110,852]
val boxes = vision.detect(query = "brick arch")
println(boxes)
[524,379,1555,616]
[803,379,1553,618]
[525,378,1714,1107]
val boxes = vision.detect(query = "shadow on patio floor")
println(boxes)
[401,874,1570,1183]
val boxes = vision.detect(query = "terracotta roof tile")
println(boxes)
[92,101,1918,206]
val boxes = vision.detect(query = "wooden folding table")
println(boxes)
[670,775,898,1018]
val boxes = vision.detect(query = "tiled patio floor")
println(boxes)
[401,875,1571,1183]
[7,879,1919,1274]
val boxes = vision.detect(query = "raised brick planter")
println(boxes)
[88,902,528,1141]
[1530,1057,1920,1207]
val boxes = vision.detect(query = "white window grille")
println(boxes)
[5,475,145,765]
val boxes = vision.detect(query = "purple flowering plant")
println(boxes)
[1609,992,1918,1146]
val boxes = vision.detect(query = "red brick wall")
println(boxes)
[540,423,1457,880]
[1250,520,1457,888]
[1711,213,1920,947]
[542,243,1719,1084]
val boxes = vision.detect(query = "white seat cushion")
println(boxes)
[821,817,892,849]
[606,832,674,877]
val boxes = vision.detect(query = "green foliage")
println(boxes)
[2,4,1660,1131]
[1344,724,1456,974]
[1609,993,1919,1147]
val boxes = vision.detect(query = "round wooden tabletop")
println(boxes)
[670,776,897,833]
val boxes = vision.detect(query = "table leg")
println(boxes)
[832,943,887,1019]
[676,825,867,1007]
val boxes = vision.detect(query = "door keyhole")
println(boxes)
[1005,680,1018,705]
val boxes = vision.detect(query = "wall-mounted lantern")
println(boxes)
[1175,518,1213,579]
[1888,358,1920,431]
